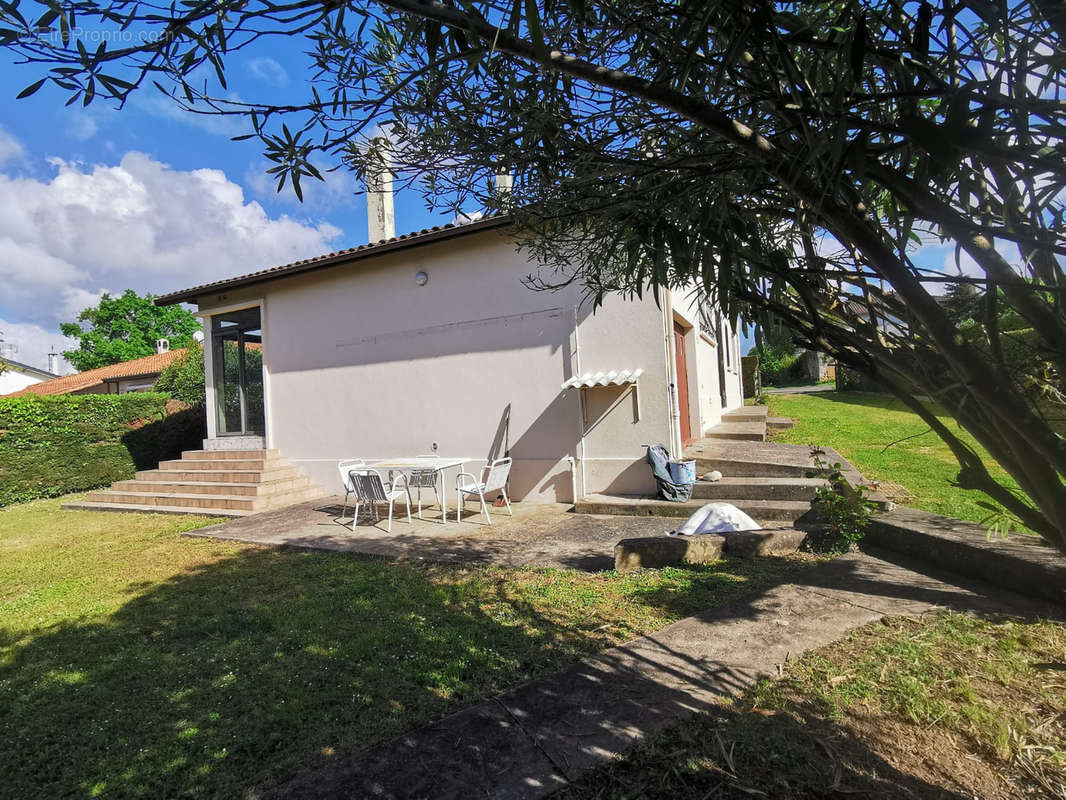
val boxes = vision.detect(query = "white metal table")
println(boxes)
[364,457,474,523]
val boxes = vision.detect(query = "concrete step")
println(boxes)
[691,477,827,501]
[575,494,814,523]
[721,406,768,422]
[85,490,262,511]
[81,486,323,513]
[159,457,274,472]
[109,476,313,497]
[691,457,812,478]
[61,500,249,517]
[703,421,766,441]
[181,449,280,461]
[136,467,303,483]
[767,417,795,430]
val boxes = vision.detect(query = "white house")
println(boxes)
[152,212,744,503]
[0,356,59,396]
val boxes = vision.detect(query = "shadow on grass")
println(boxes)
[2,542,1052,799]
[554,692,979,799]
[0,547,799,799]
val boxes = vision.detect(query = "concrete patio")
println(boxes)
[184,496,682,571]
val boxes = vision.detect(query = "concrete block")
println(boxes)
[724,529,808,557]
[614,535,725,571]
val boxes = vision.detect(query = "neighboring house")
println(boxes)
[3,345,184,398]
[153,199,744,502]
[0,357,59,396]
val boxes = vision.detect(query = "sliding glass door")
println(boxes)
[212,307,265,436]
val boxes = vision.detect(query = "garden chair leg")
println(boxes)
[386,499,393,532]
[479,487,491,525]
[352,502,360,531]
[501,488,513,516]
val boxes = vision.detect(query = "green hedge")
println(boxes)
[0,393,206,506]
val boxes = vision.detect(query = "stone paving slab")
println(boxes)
[185,498,679,571]
[258,551,1061,800]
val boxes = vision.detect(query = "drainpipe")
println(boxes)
[660,289,681,458]
[572,305,587,501]
[566,455,578,506]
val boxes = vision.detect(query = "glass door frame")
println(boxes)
[201,300,267,442]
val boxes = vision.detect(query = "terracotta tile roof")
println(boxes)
[3,348,187,398]
[154,214,513,306]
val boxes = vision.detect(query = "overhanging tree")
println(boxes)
[3,0,1064,547]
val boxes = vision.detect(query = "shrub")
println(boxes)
[153,342,205,405]
[806,454,876,553]
[0,393,205,506]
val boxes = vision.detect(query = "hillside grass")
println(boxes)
[767,391,1026,529]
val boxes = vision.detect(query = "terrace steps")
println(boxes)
[62,449,323,517]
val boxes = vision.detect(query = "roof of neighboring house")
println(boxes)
[154,215,513,306]
[3,348,187,397]
[1,357,58,380]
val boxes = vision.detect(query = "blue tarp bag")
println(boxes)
[645,444,694,502]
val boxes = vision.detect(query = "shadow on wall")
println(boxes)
[270,303,598,375]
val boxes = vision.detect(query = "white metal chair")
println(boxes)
[337,459,366,519]
[349,468,411,532]
[408,455,441,519]
[456,457,513,524]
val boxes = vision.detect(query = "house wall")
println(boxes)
[0,370,43,395]
[196,229,674,501]
[668,287,745,440]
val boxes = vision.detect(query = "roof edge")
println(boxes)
[155,215,514,306]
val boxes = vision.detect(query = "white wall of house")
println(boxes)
[0,369,43,395]
[195,228,744,501]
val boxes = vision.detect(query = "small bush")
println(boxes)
[153,343,205,405]
[806,454,876,553]
[0,393,205,506]
[760,351,808,386]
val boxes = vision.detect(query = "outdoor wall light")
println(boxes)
[415,270,429,286]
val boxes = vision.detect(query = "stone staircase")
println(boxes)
[702,404,793,442]
[573,436,869,526]
[62,450,323,517]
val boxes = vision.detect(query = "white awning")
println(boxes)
[562,368,643,389]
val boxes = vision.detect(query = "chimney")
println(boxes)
[47,348,59,375]
[366,137,395,243]
[493,171,513,195]
[156,338,170,354]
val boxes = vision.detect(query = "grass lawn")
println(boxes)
[0,496,809,799]
[561,612,1066,798]
[766,391,1026,528]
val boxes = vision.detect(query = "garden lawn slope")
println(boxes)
[0,497,808,799]
[767,391,1026,528]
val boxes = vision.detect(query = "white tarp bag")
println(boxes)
[676,503,760,535]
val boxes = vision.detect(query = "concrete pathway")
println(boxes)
[186,499,678,571]
[257,550,1061,800]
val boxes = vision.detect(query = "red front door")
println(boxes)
[673,321,693,446]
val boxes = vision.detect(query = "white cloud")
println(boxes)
[0,148,343,336]
[0,318,77,374]
[65,113,99,142]
[0,126,25,166]
[247,57,289,86]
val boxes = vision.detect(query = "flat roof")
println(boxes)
[154,215,513,306]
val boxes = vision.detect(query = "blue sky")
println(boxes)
[0,39,457,372]
[0,37,972,371]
